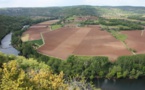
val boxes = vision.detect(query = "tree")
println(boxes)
[0,58,68,90]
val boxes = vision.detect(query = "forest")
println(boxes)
[1,6,145,18]
[0,15,51,43]
[0,15,31,42]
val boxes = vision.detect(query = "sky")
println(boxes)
[0,0,145,8]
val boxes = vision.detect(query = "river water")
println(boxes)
[94,78,145,90]
[0,32,19,55]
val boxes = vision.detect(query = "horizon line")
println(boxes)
[0,5,145,8]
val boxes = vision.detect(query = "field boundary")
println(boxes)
[141,30,144,36]
[37,26,65,49]
[37,51,66,60]
[122,41,136,55]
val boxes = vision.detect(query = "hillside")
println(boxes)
[0,6,145,18]
[0,6,98,17]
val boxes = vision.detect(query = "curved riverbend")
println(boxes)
[0,32,19,55]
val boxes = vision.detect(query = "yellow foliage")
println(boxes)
[0,60,68,90]
[0,60,26,90]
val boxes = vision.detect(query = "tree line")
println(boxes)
[98,18,144,30]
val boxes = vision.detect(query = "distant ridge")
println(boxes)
[0,5,145,17]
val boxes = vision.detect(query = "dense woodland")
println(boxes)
[0,15,51,42]
[1,6,145,17]
[0,15,31,42]
[0,6,98,17]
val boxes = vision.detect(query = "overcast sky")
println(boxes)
[0,0,145,8]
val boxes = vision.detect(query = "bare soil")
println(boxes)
[38,25,131,60]
[122,30,145,54]
[22,20,59,41]
[23,27,49,40]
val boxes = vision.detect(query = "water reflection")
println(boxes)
[95,78,145,90]
[0,32,19,55]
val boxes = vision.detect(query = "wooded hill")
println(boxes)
[1,6,145,17]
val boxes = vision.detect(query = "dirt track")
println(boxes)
[38,25,131,60]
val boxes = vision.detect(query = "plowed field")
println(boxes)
[122,30,145,54]
[38,25,131,60]
[21,20,58,41]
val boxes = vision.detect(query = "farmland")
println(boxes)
[122,28,145,54]
[21,16,145,61]
[21,20,59,42]
[38,25,131,60]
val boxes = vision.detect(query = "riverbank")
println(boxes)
[0,32,19,55]
[94,78,145,90]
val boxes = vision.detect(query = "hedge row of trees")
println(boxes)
[98,18,144,30]
[80,20,99,26]
[46,55,145,79]
[128,15,145,21]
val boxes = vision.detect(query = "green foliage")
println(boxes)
[80,20,99,26]
[99,18,144,30]
[59,55,111,79]
[51,24,63,30]
[0,5,98,17]
[66,16,75,20]
[26,39,43,46]
[128,15,145,21]
[0,57,67,90]
[1,6,145,18]
[0,15,32,42]
[109,30,127,42]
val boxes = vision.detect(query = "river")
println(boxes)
[0,32,19,55]
[94,78,145,90]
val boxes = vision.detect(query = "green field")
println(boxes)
[27,39,43,46]
[51,24,62,30]
[109,30,127,42]
[66,16,76,20]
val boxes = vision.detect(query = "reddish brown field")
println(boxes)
[23,27,49,40]
[122,30,145,54]
[22,20,58,41]
[73,26,131,60]
[38,25,131,60]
